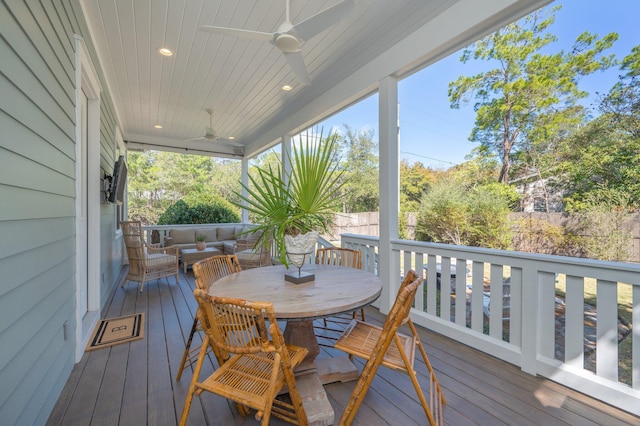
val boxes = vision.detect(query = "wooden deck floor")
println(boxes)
[47,268,639,426]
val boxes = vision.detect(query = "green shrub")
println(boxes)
[416,180,512,249]
[158,194,240,225]
[511,216,573,256]
[565,189,634,262]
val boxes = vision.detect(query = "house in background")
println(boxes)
[6,1,639,424]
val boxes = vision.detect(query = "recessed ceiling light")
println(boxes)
[154,124,163,129]
[159,48,173,57]
[228,136,235,140]
[282,85,292,91]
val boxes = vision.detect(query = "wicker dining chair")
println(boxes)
[334,270,446,426]
[120,221,179,293]
[176,254,241,380]
[314,247,364,344]
[180,290,309,426]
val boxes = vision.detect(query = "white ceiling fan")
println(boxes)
[199,0,355,85]
[188,109,243,149]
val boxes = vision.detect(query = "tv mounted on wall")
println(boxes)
[108,155,127,204]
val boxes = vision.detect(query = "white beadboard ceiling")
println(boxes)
[80,0,550,158]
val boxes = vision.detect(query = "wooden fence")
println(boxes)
[326,211,640,262]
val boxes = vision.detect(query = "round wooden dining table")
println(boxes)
[210,263,382,425]
[210,263,382,362]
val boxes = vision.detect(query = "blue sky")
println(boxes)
[318,0,640,169]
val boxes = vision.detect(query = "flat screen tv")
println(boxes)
[108,155,127,204]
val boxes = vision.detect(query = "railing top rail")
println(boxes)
[341,234,640,283]
[141,223,246,231]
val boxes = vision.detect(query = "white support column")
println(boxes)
[282,134,292,186]
[378,76,400,314]
[241,157,249,224]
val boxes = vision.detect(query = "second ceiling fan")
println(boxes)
[199,0,354,85]
[188,109,242,148]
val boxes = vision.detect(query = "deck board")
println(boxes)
[47,268,640,426]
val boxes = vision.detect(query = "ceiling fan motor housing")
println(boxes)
[275,33,301,52]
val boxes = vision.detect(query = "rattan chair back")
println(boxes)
[193,254,241,291]
[315,247,362,269]
[180,290,308,426]
[120,221,179,292]
[335,270,446,426]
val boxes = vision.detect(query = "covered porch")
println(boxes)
[47,266,638,426]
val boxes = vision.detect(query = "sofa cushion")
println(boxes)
[198,228,218,242]
[223,241,236,255]
[169,229,196,244]
[217,226,236,241]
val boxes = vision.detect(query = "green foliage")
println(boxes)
[447,146,500,185]
[336,125,379,212]
[448,5,617,183]
[234,129,345,266]
[564,191,634,262]
[481,182,521,210]
[599,45,640,139]
[127,151,242,224]
[400,160,433,213]
[512,216,574,256]
[560,114,640,209]
[416,180,512,249]
[157,194,240,225]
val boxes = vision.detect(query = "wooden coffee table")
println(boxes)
[180,247,221,273]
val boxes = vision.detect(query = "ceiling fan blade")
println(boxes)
[283,51,311,85]
[215,138,244,148]
[199,25,273,42]
[292,0,354,41]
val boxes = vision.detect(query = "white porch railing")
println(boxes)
[341,233,640,416]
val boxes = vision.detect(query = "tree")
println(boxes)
[209,159,242,205]
[598,45,640,138]
[400,160,433,213]
[561,46,640,209]
[127,151,239,224]
[336,125,379,212]
[127,151,167,224]
[448,5,617,184]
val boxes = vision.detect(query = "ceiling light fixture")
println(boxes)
[154,124,163,129]
[228,136,235,140]
[282,85,292,91]
[158,47,173,57]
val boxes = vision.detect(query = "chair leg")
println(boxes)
[409,320,446,425]
[339,354,383,425]
[176,316,200,380]
[393,333,437,426]
[179,335,210,426]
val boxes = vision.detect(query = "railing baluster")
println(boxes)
[597,279,619,381]
[539,271,556,360]
[509,267,522,346]
[565,275,585,367]
[470,261,484,332]
[488,264,503,339]
[441,257,452,322]
[454,258,467,327]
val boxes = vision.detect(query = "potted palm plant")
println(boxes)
[234,129,344,278]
